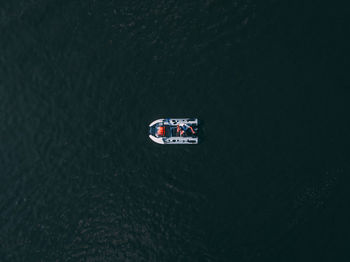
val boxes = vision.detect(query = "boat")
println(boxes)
[149,118,199,144]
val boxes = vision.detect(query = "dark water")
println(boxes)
[1,1,349,261]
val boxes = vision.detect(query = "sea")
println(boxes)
[0,1,349,261]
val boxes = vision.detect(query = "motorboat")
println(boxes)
[149,118,199,144]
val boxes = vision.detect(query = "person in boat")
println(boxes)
[157,126,165,137]
[177,124,196,136]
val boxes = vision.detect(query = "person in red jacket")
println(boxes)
[157,126,165,136]
[177,124,195,136]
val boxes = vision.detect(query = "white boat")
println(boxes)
[149,118,199,144]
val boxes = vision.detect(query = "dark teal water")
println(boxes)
[1,1,349,261]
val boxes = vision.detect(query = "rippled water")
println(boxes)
[1,1,349,261]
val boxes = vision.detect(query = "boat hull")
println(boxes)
[148,118,199,145]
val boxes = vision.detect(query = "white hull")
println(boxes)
[149,118,199,145]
